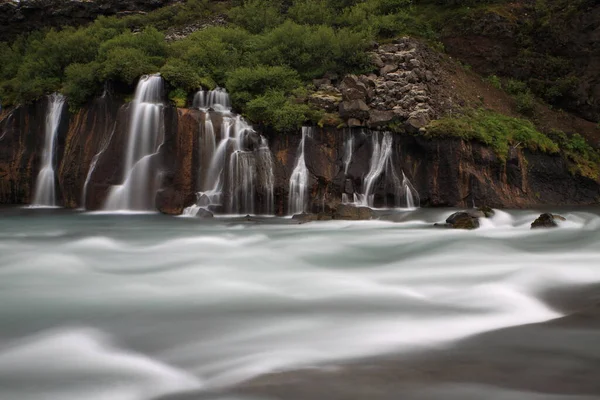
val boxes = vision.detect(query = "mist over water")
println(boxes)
[0,208,599,400]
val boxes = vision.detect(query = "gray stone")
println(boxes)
[367,109,395,127]
[339,100,370,120]
[334,204,375,221]
[347,118,363,127]
[405,109,431,133]
[380,64,398,75]
[531,213,565,229]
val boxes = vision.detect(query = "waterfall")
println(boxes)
[104,74,165,211]
[288,127,312,215]
[343,130,354,175]
[192,88,231,112]
[81,122,117,209]
[183,111,275,216]
[348,131,419,209]
[32,93,66,207]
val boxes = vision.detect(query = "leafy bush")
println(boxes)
[226,65,302,107]
[228,0,284,34]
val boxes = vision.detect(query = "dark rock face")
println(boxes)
[0,0,178,42]
[531,213,565,229]
[1,98,599,214]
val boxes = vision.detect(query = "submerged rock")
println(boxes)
[333,204,374,220]
[477,206,495,218]
[292,212,333,223]
[531,213,565,229]
[195,208,214,219]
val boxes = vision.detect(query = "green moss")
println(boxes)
[547,130,600,180]
[169,88,187,108]
[425,109,559,160]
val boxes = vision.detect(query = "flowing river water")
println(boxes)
[0,207,599,400]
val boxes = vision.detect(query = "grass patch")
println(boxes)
[425,109,559,160]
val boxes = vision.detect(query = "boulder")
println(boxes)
[334,204,375,220]
[405,109,432,133]
[155,188,195,216]
[531,213,565,229]
[308,92,341,113]
[367,109,395,128]
[339,100,370,120]
[195,208,214,219]
[435,211,481,230]
[347,118,363,127]
[339,75,369,101]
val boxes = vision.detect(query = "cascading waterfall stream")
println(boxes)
[346,131,419,209]
[32,93,66,207]
[104,74,165,211]
[343,131,354,176]
[192,87,231,112]
[81,122,117,209]
[183,88,275,216]
[288,127,312,215]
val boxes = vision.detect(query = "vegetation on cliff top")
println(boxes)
[0,0,598,172]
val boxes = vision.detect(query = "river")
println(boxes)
[0,207,599,400]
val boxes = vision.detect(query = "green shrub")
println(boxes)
[514,91,536,116]
[425,109,559,160]
[226,65,303,109]
[287,0,334,25]
[505,79,529,95]
[169,88,188,108]
[160,59,202,92]
[486,75,502,89]
[228,0,284,34]
[63,62,102,109]
[245,90,310,132]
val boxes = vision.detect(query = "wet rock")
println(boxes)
[195,208,214,219]
[333,204,375,220]
[531,213,565,229]
[478,206,495,218]
[436,211,481,230]
[292,212,333,223]
[156,188,195,215]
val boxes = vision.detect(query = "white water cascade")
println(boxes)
[183,89,274,216]
[192,87,231,112]
[288,127,313,215]
[32,93,66,207]
[104,75,165,211]
[346,131,419,209]
[343,130,354,175]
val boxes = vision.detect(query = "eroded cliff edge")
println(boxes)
[1,92,598,214]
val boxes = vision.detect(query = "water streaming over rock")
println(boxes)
[81,122,117,209]
[345,131,419,209]
[343,130,354,176]
[288,127,313,215]
[104,75,165,211]
[31,93,66,207]
[184,90,274,216]
[192,87,231,112]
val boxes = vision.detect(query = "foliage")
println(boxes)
[547,130,600,179]
[425,109,559,160]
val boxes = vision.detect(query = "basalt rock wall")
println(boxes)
[0,96,598,214]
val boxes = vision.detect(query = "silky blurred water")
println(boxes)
[0,207,599,400]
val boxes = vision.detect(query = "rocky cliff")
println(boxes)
[1,93,598,214]
[0,0,178,42]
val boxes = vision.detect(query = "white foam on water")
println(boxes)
[0,329,202,400]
